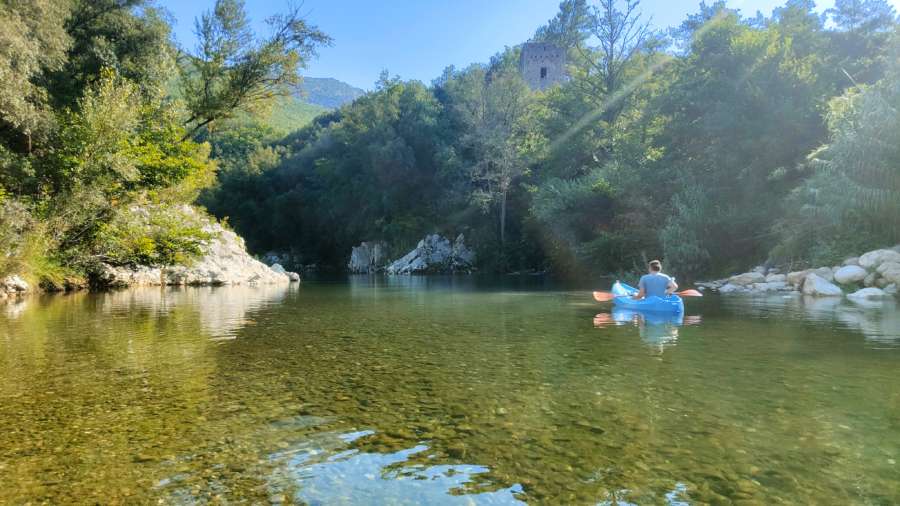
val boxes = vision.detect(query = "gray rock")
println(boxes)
[812,266,834,282]
[765,273,787,283]
[348,241,389,273]
[386,234,475,275]
[2,275,29,293]
[877,261,900,285]
[729,272,766,286]
[885,284,898,296]
[859,249,900,269]
[864,272,877,287]
[802,273,843,297]
[718,283,746,294]
[787,270,812,288]
[847,287,890,300]
[834,265,868,285]
[842,257,860,266]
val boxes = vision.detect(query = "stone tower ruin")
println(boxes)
[519,42,566,91]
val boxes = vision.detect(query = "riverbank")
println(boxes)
[699,246,900,300]
[1,209,299,302]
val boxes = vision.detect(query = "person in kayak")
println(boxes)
[633,260,678,300]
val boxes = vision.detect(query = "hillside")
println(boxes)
[297,77,365,108]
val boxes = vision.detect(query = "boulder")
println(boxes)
[842,257,860,266]
[348,241,389,273]
[833,265,868,285]
[859,249,900,270]
[876,261,900,285]
[765,273,787,283]
[847,287,890,300]
[812,267,834,282]
[885,284,898,296]
[728,272,766,286]
[270,263,301,282]
[385,234,476,275]
[802,273,843,297]
[787,270,812,287]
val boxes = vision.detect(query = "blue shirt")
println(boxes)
[639,273,673,298]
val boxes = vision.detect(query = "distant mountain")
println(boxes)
[297,77,365,109]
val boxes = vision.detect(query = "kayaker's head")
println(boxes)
[648,260,662,273]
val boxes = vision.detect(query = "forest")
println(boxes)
[2,0,899,287]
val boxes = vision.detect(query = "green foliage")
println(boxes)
[297,77,365,109]
[775,57,900,262]
[179,0,331,140]
[0,0,71,146]
[95,205,213,267]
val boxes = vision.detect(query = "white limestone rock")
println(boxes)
[802,273,843,297]
[348,241,389,273]
[386,234,475,275]
[98,207,289,287]
[765,273,787,283]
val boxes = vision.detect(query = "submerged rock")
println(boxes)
[386,234,475,275]
[348,241,389,273]
[847,287,890,300]
[802,273,843,297]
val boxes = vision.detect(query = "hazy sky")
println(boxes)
[158,0,900,90]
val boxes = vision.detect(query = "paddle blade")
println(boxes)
[593,291,615,303]
[677,289,703,297]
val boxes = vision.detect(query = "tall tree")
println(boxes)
[534,0,592,50]
[179,0,331,140]
[0,0,71,152]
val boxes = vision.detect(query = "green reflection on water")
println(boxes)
[1,278,898,504]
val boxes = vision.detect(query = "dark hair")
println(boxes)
[649,260,662,272]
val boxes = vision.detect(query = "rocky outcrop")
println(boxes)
[348,241,389,273]
[97,211,293,288]
[700,245,900,300]
[385,234,475,275]
[1,275,29,300]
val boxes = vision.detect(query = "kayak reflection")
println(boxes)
[594,309,702,347]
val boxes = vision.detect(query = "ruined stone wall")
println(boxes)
[519,42,566,90]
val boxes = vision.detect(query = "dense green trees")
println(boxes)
[3,0,897,283]
[201,0,898,279]
[0,0,327,285]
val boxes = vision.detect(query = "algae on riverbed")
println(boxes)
[0,279,898,504]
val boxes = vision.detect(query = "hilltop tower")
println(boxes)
[519,42,566,91]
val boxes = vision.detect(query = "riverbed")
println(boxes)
[1,276,898,504]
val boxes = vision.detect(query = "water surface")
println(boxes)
[1,277,898,504]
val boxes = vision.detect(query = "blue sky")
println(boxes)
[158,0,899,90]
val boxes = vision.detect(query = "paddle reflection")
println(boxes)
[594,309,702,347]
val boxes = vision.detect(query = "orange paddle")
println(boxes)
[593,289,702,303]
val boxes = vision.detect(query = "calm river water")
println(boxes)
[1,276,898,504]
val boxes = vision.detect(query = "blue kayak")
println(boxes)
[611,281,684,314]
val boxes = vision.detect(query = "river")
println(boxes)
[1,276,898,504]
